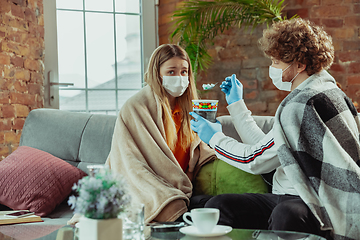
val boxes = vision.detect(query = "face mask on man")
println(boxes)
[269,63,300,92]
[162,75,189,97]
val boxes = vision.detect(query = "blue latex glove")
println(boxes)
[220,74,243,105]
[189,112,222,145]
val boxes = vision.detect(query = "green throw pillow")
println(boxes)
[193,159,268,196]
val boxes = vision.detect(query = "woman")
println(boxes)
[106,44,215,223]
[191,18,360,239]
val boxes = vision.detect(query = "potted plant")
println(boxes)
[170,0,295,77]
[68,168,131,240]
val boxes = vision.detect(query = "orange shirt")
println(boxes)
[171,104,190,172]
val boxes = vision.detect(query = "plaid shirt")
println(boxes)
[274,70,360,240]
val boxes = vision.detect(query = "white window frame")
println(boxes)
[43,0,158,111]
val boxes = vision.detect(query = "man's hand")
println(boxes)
[220,74,243,105]
[190,112,222,145]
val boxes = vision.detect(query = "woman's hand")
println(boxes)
[190,112,222,145]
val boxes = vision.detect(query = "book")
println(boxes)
[0,210,43,225]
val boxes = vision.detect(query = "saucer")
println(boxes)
[179,225,232,237]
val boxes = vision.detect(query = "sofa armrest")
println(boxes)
[252,115,275,133]
[217,115,274,141]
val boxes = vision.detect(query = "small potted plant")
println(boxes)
[68,168,131,240]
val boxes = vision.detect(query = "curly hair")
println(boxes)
[258,18,334,76]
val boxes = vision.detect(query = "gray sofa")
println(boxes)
[6,108,117,225]
[1,108,275,226]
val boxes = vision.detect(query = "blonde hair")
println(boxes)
[259,18,334,75]
[144,44,198,151]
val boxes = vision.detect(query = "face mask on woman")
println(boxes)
[269,64,300,92]
[162,75,189,97]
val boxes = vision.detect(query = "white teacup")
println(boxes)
[183,208,219,233]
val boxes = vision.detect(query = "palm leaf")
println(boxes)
[170,0,295,78]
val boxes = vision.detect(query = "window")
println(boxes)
[44,0,157,115]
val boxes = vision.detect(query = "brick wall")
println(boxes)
[159,0,360,116]
[0,0,44,159]
[286,0,360,112]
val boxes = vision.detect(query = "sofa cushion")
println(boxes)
[77,114,117,172]
[19,109,117,171]
[193,159,268,196]
[0,146,87,216]
[19,109,92,165]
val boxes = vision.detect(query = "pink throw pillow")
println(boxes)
[0,146,87,216]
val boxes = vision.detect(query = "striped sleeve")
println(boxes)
[215,138,275,163]
[209,130,280,175]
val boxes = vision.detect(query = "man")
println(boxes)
[190,18,360,240]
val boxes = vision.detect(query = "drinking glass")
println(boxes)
[86,164,106,177]
[121,203,145,240]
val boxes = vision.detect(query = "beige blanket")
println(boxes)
[106,85,215,223]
